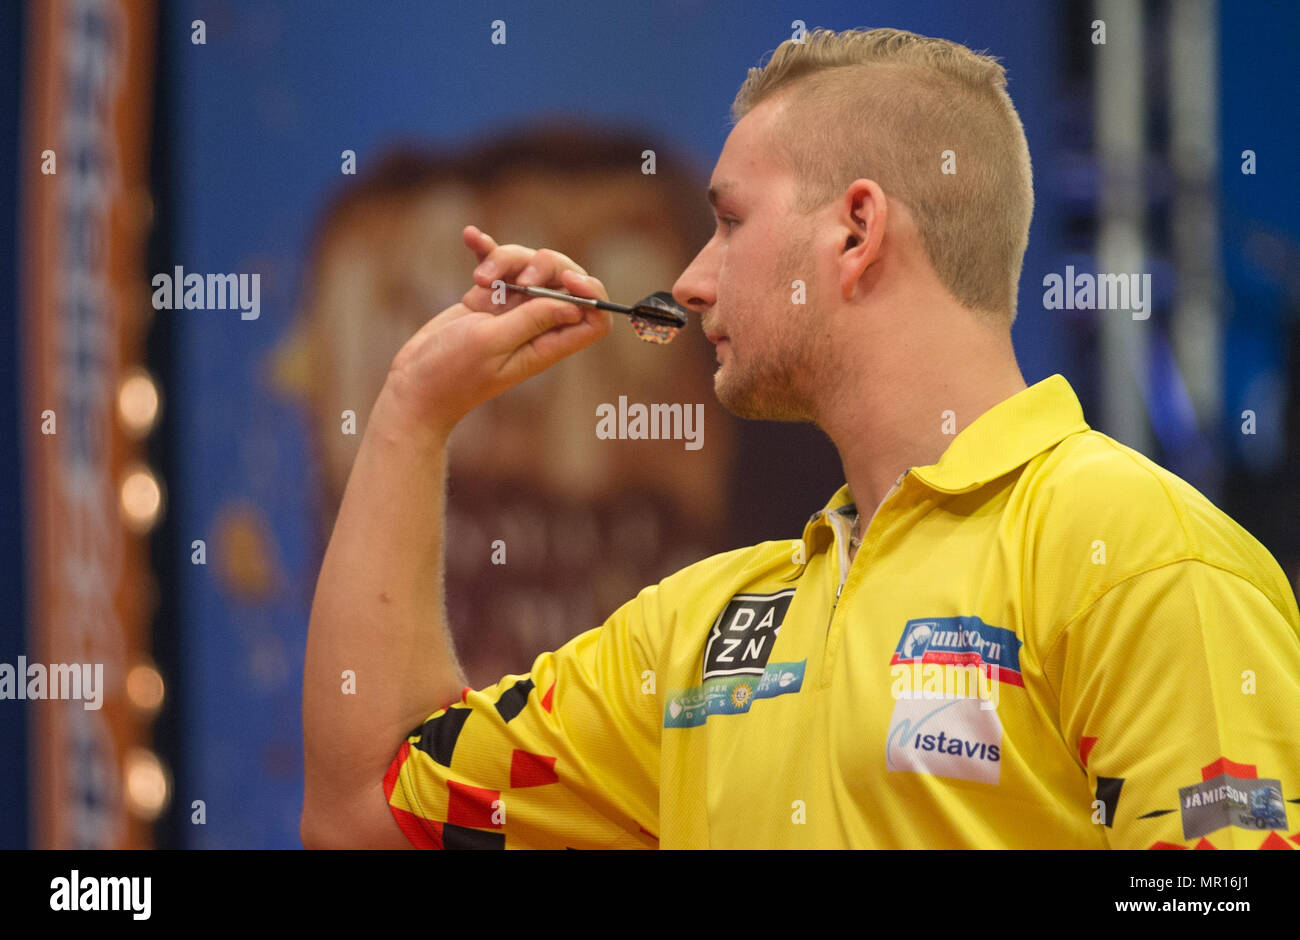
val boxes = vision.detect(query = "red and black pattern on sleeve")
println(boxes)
[384,740,445,848]
[387,677,565,849]
[494,677,534,723]
[411,704,472,766]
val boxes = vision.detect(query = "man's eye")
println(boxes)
[718,217,739,232]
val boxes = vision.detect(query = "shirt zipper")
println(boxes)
[825,510,853,635]
[819,471,911,676]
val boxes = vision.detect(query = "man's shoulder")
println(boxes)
[1030,429,1246,551]
[1020,427,1291,618]
[1029,429,1186,523]
[608,536,802,633]
[648,538,801,598]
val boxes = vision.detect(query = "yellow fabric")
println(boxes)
[387,374,1300,848]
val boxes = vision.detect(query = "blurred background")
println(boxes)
[0,0,1296,848]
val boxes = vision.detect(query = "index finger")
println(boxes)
[463,225,499,264]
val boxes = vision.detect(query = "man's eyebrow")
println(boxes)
[706,182,737,208]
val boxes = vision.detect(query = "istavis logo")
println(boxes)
[703,589,795,680]
[885,616,1017,785]
[886,697,1003,785]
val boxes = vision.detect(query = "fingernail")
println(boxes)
[517,265,539,285]
[475,260,496,279]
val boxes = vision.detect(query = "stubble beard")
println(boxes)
[713,256,821,424]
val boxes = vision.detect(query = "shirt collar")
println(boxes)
[806,373,1089,525]
[911,373,1089,494]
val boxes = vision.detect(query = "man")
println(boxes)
[301,27,1300,849]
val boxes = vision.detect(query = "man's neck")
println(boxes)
[819,318,1027,519]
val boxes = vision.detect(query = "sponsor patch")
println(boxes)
[702,589,795,680]
[1178,758,1289,840]
[890,616,1023,687]
[664,660,805,729]
[885,694,1004,785]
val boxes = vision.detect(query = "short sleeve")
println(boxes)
[1047,559,1300,849]
[384,595,661,849]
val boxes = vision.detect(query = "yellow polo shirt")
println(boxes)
[385,374,1300,849]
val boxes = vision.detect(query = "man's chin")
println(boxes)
[714,371,812,423]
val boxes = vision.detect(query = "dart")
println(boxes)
[502,282,688,344]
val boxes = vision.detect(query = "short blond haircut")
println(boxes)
[732,27,1034,323]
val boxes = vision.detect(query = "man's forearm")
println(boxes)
[302,380,465,811]
[300,230,612,845]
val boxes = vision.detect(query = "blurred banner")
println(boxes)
[20,0,160,848]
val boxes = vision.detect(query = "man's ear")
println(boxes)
[839,179,887,301]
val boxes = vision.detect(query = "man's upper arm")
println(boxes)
[302,782,413,849]
[382,591,662,849]
[1048,558,1300,849]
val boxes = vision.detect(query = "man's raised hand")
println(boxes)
[384,225,612,437]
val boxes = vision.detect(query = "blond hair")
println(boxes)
[732,27,1034,323]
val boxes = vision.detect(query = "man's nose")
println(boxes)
[672,243,717,315]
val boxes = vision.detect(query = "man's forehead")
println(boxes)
[707,101,790,204]
[707,161,790,208]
